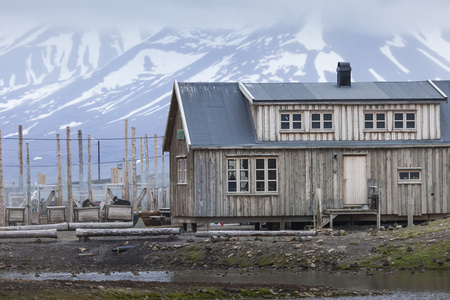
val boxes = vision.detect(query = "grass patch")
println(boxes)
[178,246,206,263]
[357,240,450,270]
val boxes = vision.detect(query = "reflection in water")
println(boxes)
[0,269,449,298]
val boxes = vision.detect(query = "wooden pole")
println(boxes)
[18,125,23,192]
[124,120,129,200]
[88,135,92,201]
[66,126,73,223]
[78,130,84,193]
[154,134,158,209]
[145,134,150,210]
[316,188,323,229]
[26,143,31,225]
[56,134,63,206]
[132,127,137,211]
[407,185,413,227]
[140,137,144,176]
[162,136,166,207]
[0,130,4,226]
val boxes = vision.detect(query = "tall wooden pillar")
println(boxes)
[0,130,4,226]
[78,130,84,193]
[26,143,31,225]
[18,125,23,192]
[66,127,73,222]
[132,127,137,211]
[124,120,129,200]
[56,134,63,206]
[88,135,92,201]
[145,134,150,210]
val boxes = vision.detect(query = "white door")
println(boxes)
[344,155,368,206]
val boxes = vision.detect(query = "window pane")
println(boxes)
[281,122,289,129]
[293,114,301,121]
[256,170,265,180]
[240,159,248,169]
[312,114,320,121]
[406,121,415,129]
[256,159,265,169]
[268,181,277,192]
[240,182,249,192]
[240,171,248,180]
[377,122,385,129]
[292,122,301,129]
[268,170,277,180]
[410,172,420,180]
[228,171,236,180]
[324,122,332,129]
[281,114,289,121]
[228,159,236,169]
[228,182,237,192]
[406,113,415,120]
[395,113,403,121]
[268,159,276,169]
[256,181,265,191]
[323,114,332,121]
[399,172,409,180]
[365,114,373,121]
[312,122,320,129]
[376,113,385,121]
[395,121,403,129]
[365,122,373,129]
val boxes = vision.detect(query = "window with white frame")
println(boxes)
[177,158,187,184]
[364,112,386,129]
[398,169,421,183]
[311,112,333,130]
[394,112,416,130]
[255,158,277,192]
[280,112,302,130]
[227,158,249,193]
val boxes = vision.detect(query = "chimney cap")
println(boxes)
[336,62,351,71]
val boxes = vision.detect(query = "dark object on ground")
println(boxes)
[112,196,131,206]
[112,245,136,253]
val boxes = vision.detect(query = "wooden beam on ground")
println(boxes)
[0,223,68,231]
[75,227,180,239]
[68,222,133,230]
[194,230,317,237]
[0,228,58,239]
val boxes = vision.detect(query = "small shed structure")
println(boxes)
[163,62,450,228]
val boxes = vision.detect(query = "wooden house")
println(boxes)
[163,62,450,229]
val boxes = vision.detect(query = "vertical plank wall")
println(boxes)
[187,147,450,219]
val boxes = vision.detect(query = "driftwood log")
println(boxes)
[0,223,69,231]
[75,227,180,239]
[0,229,58,239]
[195,230,317,237]
[68,222,133,230]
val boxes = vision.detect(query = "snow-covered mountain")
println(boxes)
[1,24,450,183]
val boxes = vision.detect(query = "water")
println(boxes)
[0,269,448,298]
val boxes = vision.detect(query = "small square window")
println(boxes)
[280,112,302,131]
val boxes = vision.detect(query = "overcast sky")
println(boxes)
[1,0,450,37]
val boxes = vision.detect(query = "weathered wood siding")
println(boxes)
[250,104,441,142]
[173,147,450,219]
[167,108,195,218]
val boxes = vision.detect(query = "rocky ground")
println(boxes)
[0,218,448,299]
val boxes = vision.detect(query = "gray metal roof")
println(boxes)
[240,81,446,103]
[432,80,450,142]
[177,82,257,147]
[171,81,450,150]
